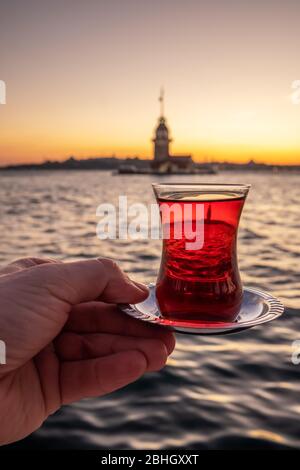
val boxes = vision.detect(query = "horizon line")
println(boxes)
[1,155,300,168]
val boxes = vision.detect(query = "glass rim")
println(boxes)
[152,182,251,190]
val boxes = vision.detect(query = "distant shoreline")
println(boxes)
[0,156,299,172]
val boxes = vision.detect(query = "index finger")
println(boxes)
[19,257,149,306]
[64,301,176,354]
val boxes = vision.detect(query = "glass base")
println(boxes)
[119,284,284,335]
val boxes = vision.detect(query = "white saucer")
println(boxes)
[119,284,284,335]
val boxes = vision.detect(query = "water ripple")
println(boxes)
[1,170,300,450]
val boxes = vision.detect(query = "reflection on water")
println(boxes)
[1,170,300,449]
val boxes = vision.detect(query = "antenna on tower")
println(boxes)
[159,87,164,117]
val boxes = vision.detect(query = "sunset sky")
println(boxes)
[0,0,300,165]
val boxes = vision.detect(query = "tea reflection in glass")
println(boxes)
[153,183,250,323]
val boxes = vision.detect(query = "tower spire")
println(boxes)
[159,87,164,117]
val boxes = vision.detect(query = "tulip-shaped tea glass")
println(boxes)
[152,183,251,323]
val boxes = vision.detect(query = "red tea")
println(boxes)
[156,192,246,322]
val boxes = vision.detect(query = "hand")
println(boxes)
[0,257,175,445]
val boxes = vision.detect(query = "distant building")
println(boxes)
[151,89,194,173]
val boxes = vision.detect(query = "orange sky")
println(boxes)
[1,0,300,165]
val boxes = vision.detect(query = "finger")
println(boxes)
[24,258,149,305]
[60,350,158,404]
[64,302,176,354]
[0,257,58,276]
[9,257,59,267]
[55,332,170,371]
